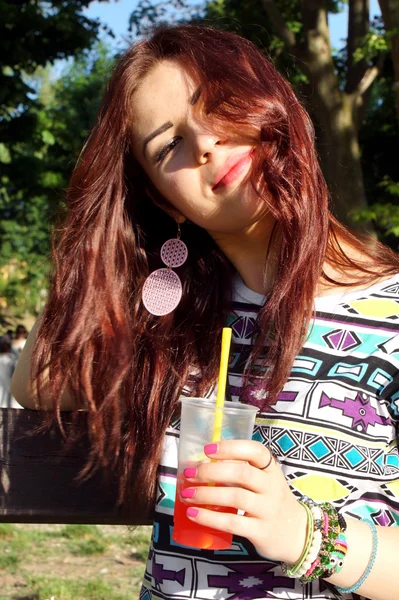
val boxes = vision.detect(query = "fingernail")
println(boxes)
[184,467,197,479]
[204,443,218,455]
[181,488,196,499]
[187,507,199,518]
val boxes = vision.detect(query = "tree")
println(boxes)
[213,0,384,230]
[1,43,114,315]
[357,56,399,248]
[378,0,399,123]
[0,0,112,148]
[0,0,114,317]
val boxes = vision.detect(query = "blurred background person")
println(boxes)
[0,335,23,408]
[12,324,28,356]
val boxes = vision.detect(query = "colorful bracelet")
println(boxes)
[299,504,348,584]
[299,498,347,583]
[283,501,314,577]
[295,504,324,578]
[335,519,378,594]
[282,497,348,583]
[283,502,319,578]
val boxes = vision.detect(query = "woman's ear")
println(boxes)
[145,187,186,224]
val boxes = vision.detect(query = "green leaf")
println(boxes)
[41,130,55,145]
[0,144,11,164]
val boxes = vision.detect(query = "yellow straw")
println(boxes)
[212,327,232,443]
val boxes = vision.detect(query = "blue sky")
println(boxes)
[84,0,381,51]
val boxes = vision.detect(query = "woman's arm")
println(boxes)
[10,315,77,411]
[326,517,397,600]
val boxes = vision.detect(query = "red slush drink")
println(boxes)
[173,397,258,550]
[172,475,237,550]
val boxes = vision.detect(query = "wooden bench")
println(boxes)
[0,408,153,525]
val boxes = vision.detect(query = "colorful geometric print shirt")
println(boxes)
[140,274,399,600]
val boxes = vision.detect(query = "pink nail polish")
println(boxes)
[187,507,199,518]
[204,443,218,455]
[181,488,196,499]
[184,467,197,479]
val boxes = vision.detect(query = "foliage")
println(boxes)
[0,41,114,318]
[128,0,344,82]
[0,0,111,113]
[0,1,113,319]
[129,0,201,37]
[358,55,399,250]
[353,200,399,236]
[48,42,115,171]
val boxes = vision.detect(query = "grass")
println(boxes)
[57,524,109,556]
[0,553,20,569]
[0,524,15,538]
[59,524,100,539]
[26,575,133,600]
[0,523,152,599]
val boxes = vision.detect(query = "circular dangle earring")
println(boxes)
[142,222,188,316]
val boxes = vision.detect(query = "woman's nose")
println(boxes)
[192,133,222,164]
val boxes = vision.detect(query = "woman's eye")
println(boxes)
[154,137,181,164]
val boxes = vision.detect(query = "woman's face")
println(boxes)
[130,60,268,234]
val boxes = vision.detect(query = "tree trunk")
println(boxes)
[299,1,371,231]
[262,0,374,232]
[313,94,370,231]
[379,0,399,124]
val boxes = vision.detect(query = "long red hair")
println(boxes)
[31,24,399,510]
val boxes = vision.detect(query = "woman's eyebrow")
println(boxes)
[190,86,201,105]
[142,87,201,158]
[142,121,173,157]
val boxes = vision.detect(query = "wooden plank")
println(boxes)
[0,408,153,525]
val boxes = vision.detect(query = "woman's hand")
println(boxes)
[180,439,307,564]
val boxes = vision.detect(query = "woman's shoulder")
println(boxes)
[314,272,399,333]
[316,272,399,302]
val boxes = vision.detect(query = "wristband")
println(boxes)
[335,519,378,594]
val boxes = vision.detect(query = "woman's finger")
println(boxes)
[180,482,262,517]
[204,439,277,471]
[185,505,259,540]
[184,460,269,494]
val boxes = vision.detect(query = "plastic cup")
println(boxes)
[172,397,258,550]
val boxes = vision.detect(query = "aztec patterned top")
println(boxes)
[140,273,399,600]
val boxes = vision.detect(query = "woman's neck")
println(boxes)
[210,221,389,299]
[208,212,277,296]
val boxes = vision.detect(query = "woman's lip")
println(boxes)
[212,151,253,190]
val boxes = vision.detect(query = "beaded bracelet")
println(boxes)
[282,497,348,584]
[335,519,378,594]
[299,501,348,584]
[295,504,323,578]
[283,502,324,579]
[283,502,313,577]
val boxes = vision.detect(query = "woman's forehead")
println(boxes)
[130,61,199,138]
[133,61,197,109]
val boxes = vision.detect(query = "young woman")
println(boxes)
[11,24,399,600]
